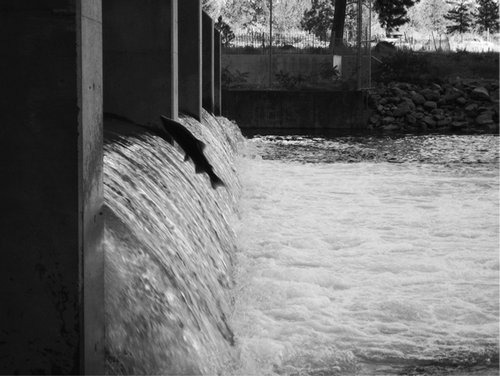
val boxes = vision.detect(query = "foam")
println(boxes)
[231,157,499,375]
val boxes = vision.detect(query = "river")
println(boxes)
[103,113,498,375]
[229,134,499,375]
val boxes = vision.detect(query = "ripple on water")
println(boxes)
[231,136,499,376]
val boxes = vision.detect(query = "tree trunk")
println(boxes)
[329,0,347,49]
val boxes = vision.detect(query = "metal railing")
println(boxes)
[222,32,331,54]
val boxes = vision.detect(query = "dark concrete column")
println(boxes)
[0,1,104,374]
[178,0,202,121]
[202,11,214,114]
[214,29,222,116]
[103,0,178,125]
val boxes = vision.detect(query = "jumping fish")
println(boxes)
[160,115,225,189]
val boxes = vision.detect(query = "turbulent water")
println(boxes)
[103,113,499,376]
[230,135,499,376]
[103,111,243,375]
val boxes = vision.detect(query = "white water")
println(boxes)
[103,113,243,375]
[231,151,499,374]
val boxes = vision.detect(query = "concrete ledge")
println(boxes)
[222,90,367,131]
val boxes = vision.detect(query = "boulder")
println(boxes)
[383,124,399,131]
[402,98,416,110]
[456,97,467,105]
[476,114,493,125]
[465,103,479,112]
[451,121,467,129]
[437,118,452,127]
[411,92,426,105]
[406,114,417,124]
[470,86,490,101]
[430,83,443,92]
[390,87,407,98]
[424,101,438,110]
[393,102,411,117]
[420,88,441,101]
[423,116,436,126]
[370,114,381,124]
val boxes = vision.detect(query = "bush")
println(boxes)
[274,70,309,89]
[221,67,249,88]
[373,50,431,84]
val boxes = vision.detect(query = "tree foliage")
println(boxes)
[216,0,309,32]
[373,0,421,30]
[215,16,235,46]
[475,0,500,33]
[444,1,474,34]
[300,0,335,41]
[408,0,451,33]
[300,0,420,48]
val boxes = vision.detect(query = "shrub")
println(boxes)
[274,70,310,89]
[373,50,431,83]
[221,67,249,88]
[318,59,340,80]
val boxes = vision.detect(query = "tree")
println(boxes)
[215,16,235,46]
[331,0,348,48]
[218,0,309,32]
[301,0,420,48]
[444,1,474,35]
[407,0,451,33]
[475,0,500,33]
[301,0,335,41]
[373,0,421,30]
[202,0,227,19]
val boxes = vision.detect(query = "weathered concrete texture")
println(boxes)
[222,90,366,130]
[222,54,370,86]
[214,30,222,115]
[0,1,104,374]
[202,11,214,114]
[179,0,202,121]
[79,1,105,374]
[103,0,178,125]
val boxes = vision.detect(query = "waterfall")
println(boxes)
[103,111,244,375]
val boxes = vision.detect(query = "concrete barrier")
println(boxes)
[222,90,367,134]
[222,54,371,87]
[103,0,179,124]
[1,0,222,373]
[0,1,104,373]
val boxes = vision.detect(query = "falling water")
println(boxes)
[103,111,243,375]
[103,112,498,376]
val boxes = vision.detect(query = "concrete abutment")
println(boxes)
[0,1,104,374]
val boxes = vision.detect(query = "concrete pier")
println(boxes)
[0,1,104,374]
[178,0,202,121]
[214,29,222,116]
[203,11,215,114]
[0,0,219,373]
[103,0,179,124]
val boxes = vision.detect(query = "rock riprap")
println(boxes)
[367,79,499,134]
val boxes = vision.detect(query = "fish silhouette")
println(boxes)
[160,115,225,189]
